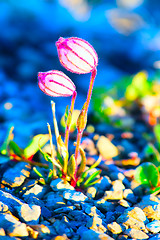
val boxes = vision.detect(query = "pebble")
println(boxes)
[0,190,24,212]
[123,188,137,204]
[0,213,28,237]
[94,176,112,191]
[124,228,149,239]
[45,192,66,210]
[63,190,88,202]
[86,186,97,199]
[149,234,160,240]
[14,203,41,224]
[0,227,5,236]
[1,162,31,188]
[136,195,160,220]
[50,179,74,192]
[111,180,125,191]
[104,190,123,200]
[81,229,114,240]
[23,183,48,201]
[95,198,115,212]
[107,221,125,234]
[146,220,160,233]
[86,215,107,233]
[0,201,9,212]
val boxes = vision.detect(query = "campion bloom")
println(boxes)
[56,37,98,74]
[38,70,76,97]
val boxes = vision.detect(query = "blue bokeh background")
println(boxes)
[0,0,160,146]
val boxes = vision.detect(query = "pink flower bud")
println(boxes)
[38,70,76,97]
[56,37,98,74]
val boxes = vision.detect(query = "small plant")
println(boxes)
[35,37,102,189]
[134,124,160,194]
[0,125,49,168]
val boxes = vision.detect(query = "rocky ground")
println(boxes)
[0,109,160,240]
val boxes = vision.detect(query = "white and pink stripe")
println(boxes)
[56,37,98,74]
[38,70,76,97]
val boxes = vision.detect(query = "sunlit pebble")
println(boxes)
[4,102,13,110]
[153,60,160,69]
[121,132,133,139]
[93,134,99,141]
[128,152,138,159]
[86,125,95,133]
[106,133,114,141]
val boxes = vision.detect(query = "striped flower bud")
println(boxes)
[38,70,76,97]
[56,37,98,74]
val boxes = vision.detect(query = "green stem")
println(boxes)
[64,91,77,149]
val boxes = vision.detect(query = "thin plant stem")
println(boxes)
[47,123,56,177]
[51,100,60,153]
[74,68,97,179]
[64,91,77,149]
[84,68,97,116]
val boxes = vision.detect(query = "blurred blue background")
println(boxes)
[0,0,160,146]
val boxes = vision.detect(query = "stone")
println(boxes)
[14,203,41,224]
[95,198,115,212]
[117,215,146,231]
[0,227,5,236]
[0,213,28,237]
[7,222,29,237]
[53,206,76,214]
[50,179,74,192]
[53,220,73,237]
[63,190,88,202]
[124,228,149,239]
[104,190,123,200]
[94,176,112,191]
[149,234,160,240]
[81,229,114,240]
[45,192,66,210]
[84,205,105,219]
[29,224,52,237]
[0,190,24,212]
[23,184,48,201]
[96,136,118,159]
[86,186,97,199]
[107,222,125,234]
[26,226,39,239]
[105,212,116,224]
[111,180,125,191]
[123,189,137,204]
[1,162,31,188]
[86,215,106,233]
[124,207,148,223]
[118,199,131,208]
[146,220,160,233]
[0,201,9,212]
[136,195,160,220]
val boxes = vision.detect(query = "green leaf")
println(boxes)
[67,154,76,180]
[0,126,14,156]
[24,134,49,159]
[154,124,160,148]
[135,162,159,188]
[144,143,160,166]
[83,170,101,188]
[57,135,68,174]
[33,167,45,180]
[9,141,24,158]
[81,156,102,180]
[38,144,62,170]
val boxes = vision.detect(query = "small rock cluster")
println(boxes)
[0,159,160,240]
